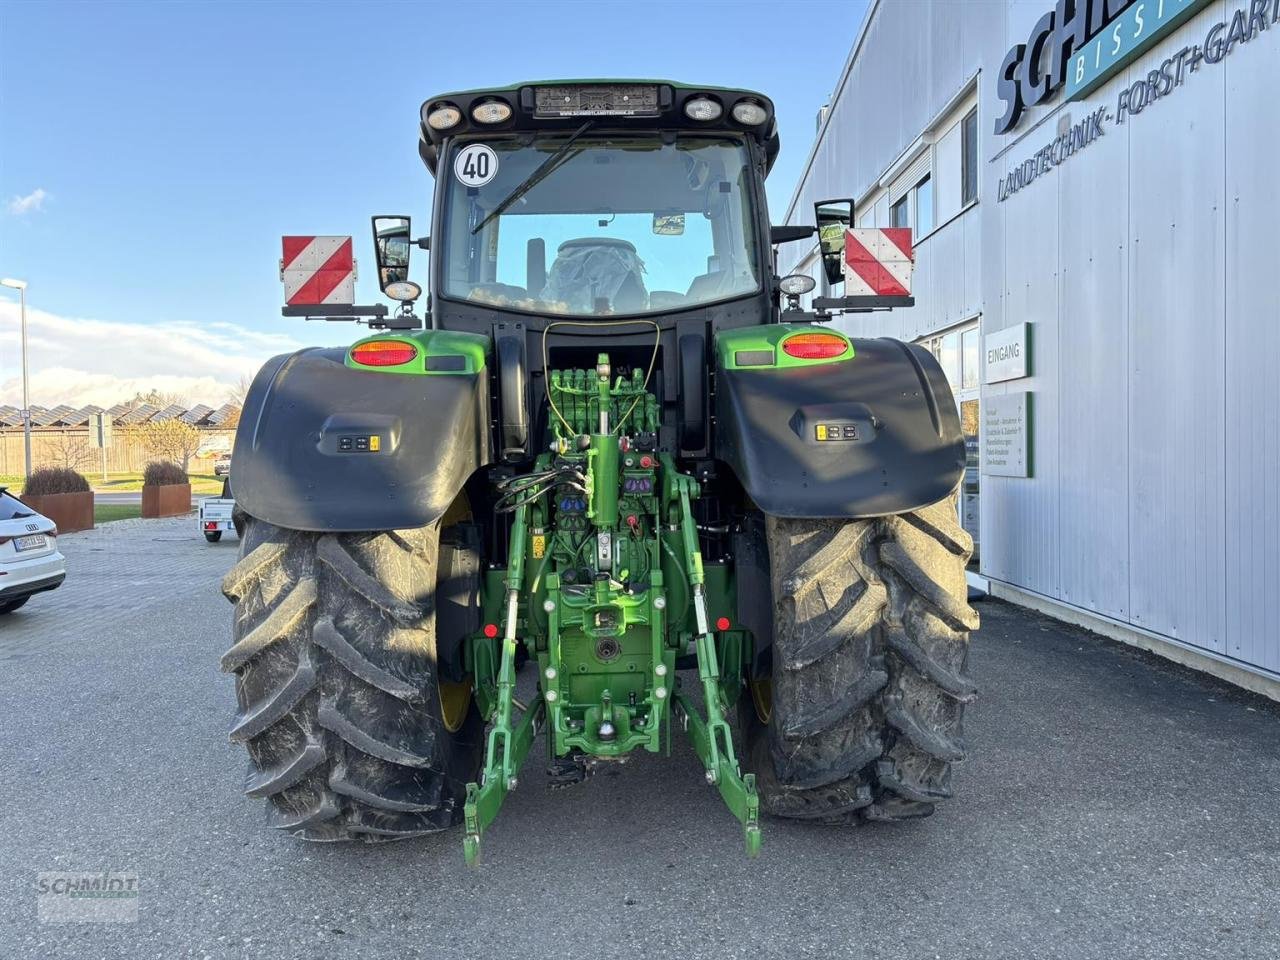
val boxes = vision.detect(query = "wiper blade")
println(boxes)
[471,120,596,235]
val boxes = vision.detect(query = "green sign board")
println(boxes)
[1065,0,1213,100]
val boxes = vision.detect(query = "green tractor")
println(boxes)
[222,81,976,862]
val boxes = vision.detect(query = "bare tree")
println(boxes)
[135,419,202,473]
[44,431,96,471]
[125,389,187,411]
[228,375,252,408]
[220,375,252,430]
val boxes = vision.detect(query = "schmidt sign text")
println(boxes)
[995,0,1216,134]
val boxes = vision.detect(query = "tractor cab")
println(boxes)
[411,83,781,328]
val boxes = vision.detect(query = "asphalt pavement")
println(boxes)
[1,516,1278,959]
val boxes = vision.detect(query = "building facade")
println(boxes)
[779,0,1280,691]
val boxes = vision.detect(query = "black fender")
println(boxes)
[714,338,965,518]
[231,347,490,532]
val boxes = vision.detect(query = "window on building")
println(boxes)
[890,195,909,229]
[937,328,961,388]
[793,252,821,310]
[915,174,934,236]
[810,257,825,305]
[920,318,981,557]
[961,107,978,206]
[961,326,979,389]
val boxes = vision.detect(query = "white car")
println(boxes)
[0,487,66,614]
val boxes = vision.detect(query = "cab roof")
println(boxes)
[418,79,780,176]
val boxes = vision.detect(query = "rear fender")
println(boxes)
[231,331,491,532]
[713,326,965,518]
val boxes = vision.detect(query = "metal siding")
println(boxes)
[986,154,1060,596]
[1124,8,1227,651]
[963,198,983,316]
[1223,18,1280,673]
[1056,105,1131,618]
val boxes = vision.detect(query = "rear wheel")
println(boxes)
[0,597,29,615]
[205,531,223,543]
[744,490,978,822]
[221,512,484,840]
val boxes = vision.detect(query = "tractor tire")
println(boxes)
[743,490,978,823]
[205,531,222,543]
[220,514,484,841]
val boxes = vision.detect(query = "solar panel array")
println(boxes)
[0,402,239,429]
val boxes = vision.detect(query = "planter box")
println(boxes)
[142,483,191,519]
[22,490,95,533]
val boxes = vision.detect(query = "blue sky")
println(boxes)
[0,0,866,406]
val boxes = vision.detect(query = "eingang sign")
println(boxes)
[995,0,1216,134]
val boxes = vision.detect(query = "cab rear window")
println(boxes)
[0,492,37,521]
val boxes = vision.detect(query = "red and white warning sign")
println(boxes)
[842,228,914,297]
[280,236,355,306]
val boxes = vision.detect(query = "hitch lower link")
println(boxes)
[462,479,761,864]
[673,477,761,859]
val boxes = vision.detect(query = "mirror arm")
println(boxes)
[415,236,430,250]
[769,225,817,244]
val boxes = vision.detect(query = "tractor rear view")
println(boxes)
[221,81,976,861]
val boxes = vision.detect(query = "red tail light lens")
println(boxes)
[781,332,849,360]
[351,340,418,367]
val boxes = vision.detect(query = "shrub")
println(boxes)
[143,460,189,487]
[22,467,91,496]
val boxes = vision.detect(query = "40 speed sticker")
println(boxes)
[454,144,498,187]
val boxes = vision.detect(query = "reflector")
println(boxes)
[351,340,418,367]
[781,333,849,360]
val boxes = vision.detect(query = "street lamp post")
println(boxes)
[0,278,32,479]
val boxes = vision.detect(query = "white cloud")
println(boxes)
[0,301,309,409]
[7,188,48,216]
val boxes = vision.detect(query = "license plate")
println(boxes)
[14,534,46,552]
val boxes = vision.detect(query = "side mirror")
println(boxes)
[814,198,853,285]
[371,215,416,298]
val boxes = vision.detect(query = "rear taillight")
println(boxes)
[351,340,418,367]
[781,332,849,360]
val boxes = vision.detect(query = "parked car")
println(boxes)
[0,487,66,614]
[213,454,232,478]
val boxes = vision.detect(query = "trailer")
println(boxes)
[198,496,235,543]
